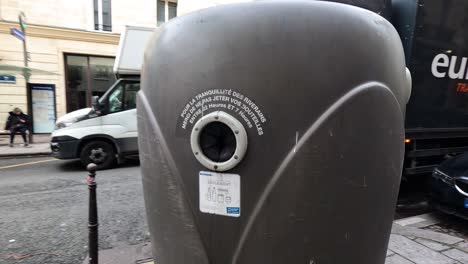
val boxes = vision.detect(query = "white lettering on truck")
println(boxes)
[431,53,468,79]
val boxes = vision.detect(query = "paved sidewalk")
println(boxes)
[0,133,51,157]
[84,214,468,264]
[387,214,468,264]
[387,225,467,263]
[82,243,153,264]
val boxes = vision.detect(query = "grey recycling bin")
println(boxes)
[138,1,411,263]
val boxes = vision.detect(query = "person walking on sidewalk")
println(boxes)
[4,107,30,147]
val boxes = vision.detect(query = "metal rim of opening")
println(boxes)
[454,176,468,197]
[190,111,248,171]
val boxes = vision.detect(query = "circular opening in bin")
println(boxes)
[199,121,236,163]
[190,111,248,171]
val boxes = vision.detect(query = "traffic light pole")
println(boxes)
[20,18,28,67]
[19,12,33,143]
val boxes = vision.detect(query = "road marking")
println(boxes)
[0,158,57,170]
[136,260,154,264]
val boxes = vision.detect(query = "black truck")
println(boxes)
[393,0,468,177]
[335,0,468,178]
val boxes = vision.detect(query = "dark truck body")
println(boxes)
[393,0,468,177]
[331,0,468,178]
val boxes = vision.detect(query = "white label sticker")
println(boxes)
[199,171,240,217]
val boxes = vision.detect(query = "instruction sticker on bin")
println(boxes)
[199,171,240,217]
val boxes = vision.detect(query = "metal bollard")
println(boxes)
[86,163,98,264]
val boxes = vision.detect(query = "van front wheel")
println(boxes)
[80,140,116,170]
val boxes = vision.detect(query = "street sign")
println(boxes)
[10,28,25,41]
[0,75,16,84]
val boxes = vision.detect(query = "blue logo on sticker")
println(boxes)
[227,207,240,214]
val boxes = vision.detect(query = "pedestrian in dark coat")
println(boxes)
[4,107,30,147]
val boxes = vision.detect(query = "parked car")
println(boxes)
[431,153,468,220]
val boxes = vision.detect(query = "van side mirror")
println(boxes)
[91,96,102,114]
[91,96,99,108]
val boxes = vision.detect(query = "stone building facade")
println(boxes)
[0,0,177,132]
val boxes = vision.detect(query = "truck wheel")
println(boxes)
[80,140,116,170]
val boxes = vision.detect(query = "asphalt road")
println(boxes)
[1,156,467,264]
[0,157,148,264]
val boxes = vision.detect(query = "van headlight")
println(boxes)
[55,117,79,130]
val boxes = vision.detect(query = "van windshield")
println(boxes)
[97,79,140,113]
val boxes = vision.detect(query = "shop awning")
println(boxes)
[0,64,58,82]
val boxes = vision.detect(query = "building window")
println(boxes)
[168,2,177,20]
[157,1,166,26]
[93,0,99,30]
[64,54,116,112]
[94,0,112,31]
[157,1,177,26]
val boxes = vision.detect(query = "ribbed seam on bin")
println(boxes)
[138,92,210,263]
[231,81,401,263]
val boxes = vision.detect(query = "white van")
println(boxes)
[50,26,154,169]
